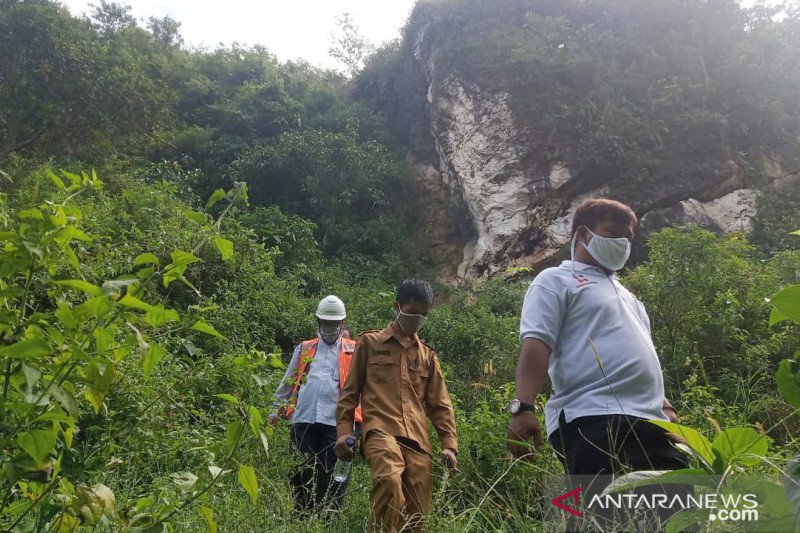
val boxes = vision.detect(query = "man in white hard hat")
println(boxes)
[269,295,362,516]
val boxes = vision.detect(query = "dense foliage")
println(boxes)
[356,0,800,202]
[1,0,799,531]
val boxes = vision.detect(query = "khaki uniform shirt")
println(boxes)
[336,322,458,454]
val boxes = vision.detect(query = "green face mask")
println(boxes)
[396,310,428,335]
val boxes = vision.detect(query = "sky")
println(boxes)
[58,0,418,71]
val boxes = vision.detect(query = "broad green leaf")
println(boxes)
[665,508,710,533]
[776,359,800,410]
[63,426,75,448]
[55,279,102,296]
[23,242,44,259]
[48,170,67,190]
[64,245,80,272]
[790,230,800,237]
[53,226,92,248]
[118,294,155,312]
[135,266,155,281]
[18,209,43,220]
[93,327,114,354]
[133,253,160,267]
[214,393,239,405]
[248,406,263,437]
[772,285,800,323]
[163,250,200,287]
[17,429,57,466]
[48,206,67,227]
[144,304,179,328]
[53,512,79,533]
[143,344,166,378]
[90,169,102,187]
[769,307,790,326]
[73,484,115,525]
[183,209,208,224]
[169,250,200,268]
[649,421,715,466]
[47,326,65,347]
[4,499,33,518]
[84,362,115,413]
[729,477,793,517]
[0,339,52,360]
[52,385,79,417]
[55,302,78,330]
[214,237,234,261]
[226,420,243,453]
[267,352,285,370]
[191,320,226,339]
[135,496,155,510]
[61,170,81,187]
[78,296,113,319]
[199,505,218,533]
[237,465,258,504]
[35,409,72,424]
[206,189,226,209]
[602,468,713,494]
[711,427,769,467]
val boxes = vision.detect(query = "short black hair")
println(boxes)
[571,198,637,236]
[396,278,434,306]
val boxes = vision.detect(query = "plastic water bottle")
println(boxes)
[332,438,355,483]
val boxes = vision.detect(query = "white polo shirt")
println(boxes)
[520,260,669,437]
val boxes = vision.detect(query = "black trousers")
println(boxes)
[289,423,352,515]
[548,413,691,531]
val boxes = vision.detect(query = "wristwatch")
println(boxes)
[509,398,536,415]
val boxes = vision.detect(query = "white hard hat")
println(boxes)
[315,295,346,321]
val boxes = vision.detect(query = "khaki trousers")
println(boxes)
[363,430,433,532]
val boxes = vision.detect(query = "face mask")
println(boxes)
[319,324,341,344]
[396,310,428,335]
[580,226,631,271]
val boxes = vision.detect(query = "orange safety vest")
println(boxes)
[285,337,363,423]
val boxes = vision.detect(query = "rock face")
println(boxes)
[405,19,793,279]
[430,77,538,277]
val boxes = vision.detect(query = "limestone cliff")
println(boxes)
[357,0,800,279]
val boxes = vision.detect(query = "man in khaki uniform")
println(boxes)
[335,278,458,532]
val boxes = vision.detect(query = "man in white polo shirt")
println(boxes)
[507,198,686,524]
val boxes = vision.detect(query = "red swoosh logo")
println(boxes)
[551,486,583,517]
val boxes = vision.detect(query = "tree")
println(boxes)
[0,0,172,160]
[90,0,136,34]
[328,13,375,77]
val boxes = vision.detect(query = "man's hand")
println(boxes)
[268,413,280,427]
[507,411,544,460]
[334,434,356,460]
[662,398,679,423]
[442,448,458,473]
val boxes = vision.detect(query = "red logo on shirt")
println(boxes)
[573,274,596,288]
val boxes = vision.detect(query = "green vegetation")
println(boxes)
[357,0,800,201]
[1,0,799,531]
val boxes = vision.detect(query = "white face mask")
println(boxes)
[396,310,428,335]
[576,226,631,271]
[319,324,342,344]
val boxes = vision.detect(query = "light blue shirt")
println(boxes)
[272,334,342,427]
[520,260,669,437]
